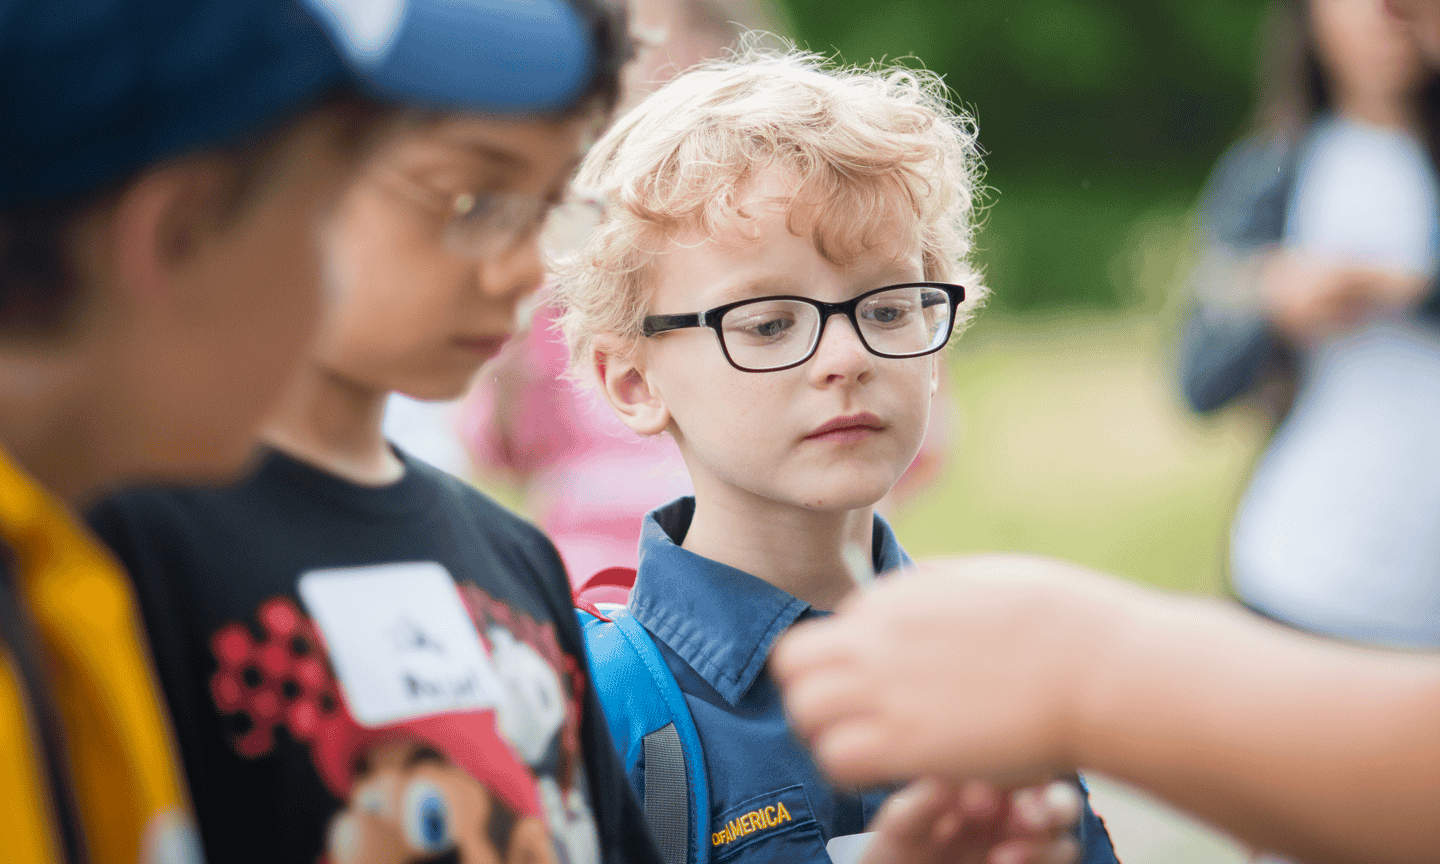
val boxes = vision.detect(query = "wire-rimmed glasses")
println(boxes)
[443,189,606,260]
[641,282,965,372]
[373,165,607,260]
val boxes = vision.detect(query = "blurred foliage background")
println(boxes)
[782,0,1267,312]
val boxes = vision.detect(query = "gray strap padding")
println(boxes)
[642,722,690,864]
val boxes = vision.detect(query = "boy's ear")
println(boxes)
[104,157,233,311]
[592,335,670,437]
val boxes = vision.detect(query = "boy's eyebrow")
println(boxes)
[709,271,924,306]
[711,275,801,304]
[451,140,534,172]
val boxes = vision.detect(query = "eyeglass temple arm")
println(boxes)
[641,313,703,336]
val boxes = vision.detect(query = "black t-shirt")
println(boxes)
[88,448,660,864]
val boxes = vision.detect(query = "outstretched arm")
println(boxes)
[772,554,1440,864]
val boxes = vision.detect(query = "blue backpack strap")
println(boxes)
[579,606,711,864]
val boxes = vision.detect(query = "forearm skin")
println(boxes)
[1074,590,1440,864]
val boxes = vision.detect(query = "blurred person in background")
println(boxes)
[375,1,783,479]
[377,0,778,488]
[1180,0,1440,648]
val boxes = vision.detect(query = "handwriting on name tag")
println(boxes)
[298,562,506,727]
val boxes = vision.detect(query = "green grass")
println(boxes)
[890,311,1268,596]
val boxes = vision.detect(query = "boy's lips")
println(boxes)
[804,412,885,442]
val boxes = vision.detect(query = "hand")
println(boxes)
[773,554,1150,788]
[1258,251,1427,342]
[858,778,1084,864]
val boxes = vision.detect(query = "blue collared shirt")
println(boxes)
[628,497,1118,864]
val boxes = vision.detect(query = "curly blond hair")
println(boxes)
[552,40,987,372]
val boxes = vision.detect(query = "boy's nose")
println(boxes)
[477,235,546,302]
[808,313,875,386]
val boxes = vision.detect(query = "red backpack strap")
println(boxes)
[574,566,637,622]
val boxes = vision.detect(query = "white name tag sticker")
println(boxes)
[297,561,506,727]
[826,832,875,864]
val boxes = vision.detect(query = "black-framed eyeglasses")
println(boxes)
[641,282,965,372]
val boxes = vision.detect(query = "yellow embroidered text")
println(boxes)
[711,801,793,848]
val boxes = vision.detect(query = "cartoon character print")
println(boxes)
[210,588,597,864]
[458,586,598,864]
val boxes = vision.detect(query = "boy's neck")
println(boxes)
[262,361,402,486]
[680,489,874,613]
[0,352,109,506]
[1335,90,1420,132]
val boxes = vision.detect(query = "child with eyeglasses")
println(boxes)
[553,45,1119,864]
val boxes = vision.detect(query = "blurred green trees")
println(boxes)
[780,0,1270,311]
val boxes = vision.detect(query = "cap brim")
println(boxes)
[305,0,595,113]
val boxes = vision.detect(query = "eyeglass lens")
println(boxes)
[718,285,954,371]
[443,195,606,259]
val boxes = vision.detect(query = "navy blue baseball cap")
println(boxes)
[0,0,625,206]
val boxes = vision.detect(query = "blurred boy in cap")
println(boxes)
[0,0,626,862]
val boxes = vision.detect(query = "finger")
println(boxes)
[812,720,911,787]
[857,780,968,864]
[1007,787,1058,838]
[781,669,875,738]
[1005,780,1083,837]
[988,836,1080,864]
[958,781,1004,820]
[1041,781,1082,829]
[866,779,953,847]
[771,619,861,682]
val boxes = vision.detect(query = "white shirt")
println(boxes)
[1231,116,1440,648]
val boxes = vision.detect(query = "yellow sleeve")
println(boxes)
[0,448,200,864]
[0,649,62,864]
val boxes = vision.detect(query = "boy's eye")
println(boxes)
[753,316,795,338]
[726,312,799,342]
[861,301,914,328]
[402,779,456,853]
[452,192,508,222]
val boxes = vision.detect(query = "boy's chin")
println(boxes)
[782,478,894,512]
[392,371,481,403]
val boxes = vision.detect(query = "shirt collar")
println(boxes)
[628,496,911,706]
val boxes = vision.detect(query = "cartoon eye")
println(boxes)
[402,779,456,853]
[354,781,387,817]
